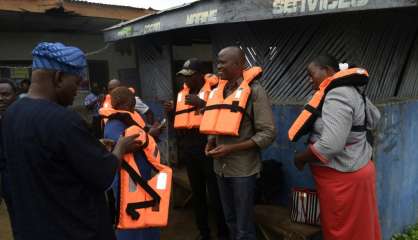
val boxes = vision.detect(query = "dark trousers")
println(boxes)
[184,149,228,239]
[216,174,257,240]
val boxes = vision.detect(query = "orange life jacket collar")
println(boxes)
[199,66,262,136]
[288,67,369,142]
[205,67,262,114]
[99,107,146,129]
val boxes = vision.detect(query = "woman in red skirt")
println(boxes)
[293,54,382,240]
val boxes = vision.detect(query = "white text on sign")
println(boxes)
[143,22,161,34]
[273,0,369,14]
[186,9,218,25]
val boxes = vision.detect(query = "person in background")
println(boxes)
[293,54,381,240]
[107,79,155,125]
[84,82,103,138]
[17,78,30,99]
[0,79,17,119]
[0,79,17,208]
[104,86,160,240]
[2,42,138,240]
[204,47,276,240]
[84,82,102,112]
[164,58,228,240]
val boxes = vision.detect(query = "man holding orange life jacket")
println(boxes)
[165,58,228,240]
[203,47,276,240]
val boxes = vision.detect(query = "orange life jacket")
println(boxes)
[199,67,262,136]
[99,108,172,229]
[288,67,369,142]
[100,92,146,128]
[174,74,219,129]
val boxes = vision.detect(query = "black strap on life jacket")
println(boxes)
[351,87,368,132]
[137,133,160,159]
[107,112,139,128]
[121,160,161,220]
[102,112,150,131]
[304,104,322,117]
[175,107,198,115]
[204,101,245,113]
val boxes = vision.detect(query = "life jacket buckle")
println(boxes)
[230,101,240,112]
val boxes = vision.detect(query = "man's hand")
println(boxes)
[163,100,174,113]
[185,94,205,108]
[99,138,115,152]
[207,144,236,158]
[112,134,140,160]
[205,141,216,156]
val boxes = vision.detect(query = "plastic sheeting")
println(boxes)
[211,10,418,103]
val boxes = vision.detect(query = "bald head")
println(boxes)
[108,79,121,93]
[217,46,246,81]
[220,46,245,65]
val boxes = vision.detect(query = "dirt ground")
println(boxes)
[0,203,12,240]
[0,202,212,240]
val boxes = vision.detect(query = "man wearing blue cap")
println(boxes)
[1,42,138,240]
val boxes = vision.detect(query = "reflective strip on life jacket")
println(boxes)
[288,68,369,142]
[199,67,262,136]
[117,125,172,229]
[103,94,112,109]
[174,74,219,129]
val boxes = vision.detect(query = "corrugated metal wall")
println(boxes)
[137,38,173,101]
[211,10,418,103]
[137,38,174,165]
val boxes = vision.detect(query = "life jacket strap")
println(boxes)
[125,201,157,220]
[204,101,245,113]
[121,161,161,220]
[304,104,321,117]
[175,107,198,115]
[352,86,368,133]
[351,125,367,132]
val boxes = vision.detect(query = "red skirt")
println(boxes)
[311,161,382,240]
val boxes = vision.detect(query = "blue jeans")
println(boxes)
[217,174,257,240]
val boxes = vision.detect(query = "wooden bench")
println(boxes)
[172,167,193,208]
[255,205,321,240]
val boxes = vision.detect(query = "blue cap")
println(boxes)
[32,42,87,78]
